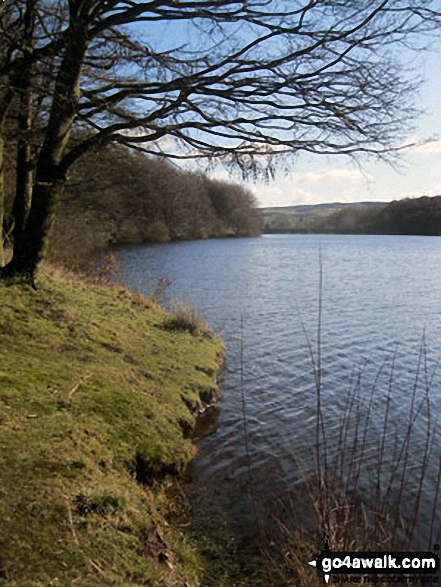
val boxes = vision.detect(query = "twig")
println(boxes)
[64,496,79,547]
[68,373,93,400]
[89,559,105,576]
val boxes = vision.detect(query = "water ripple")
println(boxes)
[115,234,441,547]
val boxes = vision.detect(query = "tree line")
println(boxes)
[265,196,441,236]
[34,145,262,267]
[1,1,440,284]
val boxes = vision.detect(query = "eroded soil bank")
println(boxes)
[0,266,224,586]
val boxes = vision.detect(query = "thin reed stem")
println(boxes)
[428,457,441,550]
[390,339,423,547]
[375,352,395,542]
[406,335,432,548]
[289,263,439,564]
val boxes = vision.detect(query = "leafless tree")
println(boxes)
[0,0,440,282]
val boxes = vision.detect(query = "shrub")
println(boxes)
[163,301,211,337]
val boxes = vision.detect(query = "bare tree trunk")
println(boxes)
[4,21,88,280]
[11,73,34,252]
[12,95,34,250]
[11,0,36,249]
[8,176,63,276]
[0,86,13,269]
[0,132,5,268]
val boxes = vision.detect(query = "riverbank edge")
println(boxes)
[0,264,224,586]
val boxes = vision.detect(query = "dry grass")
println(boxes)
[302,339,441,555]
[235,262,441,587]
[163,300,212,337]
[271,270,441,586]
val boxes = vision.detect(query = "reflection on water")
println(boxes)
[114,234,441,549]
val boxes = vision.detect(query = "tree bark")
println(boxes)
[4,20,89,279]
[11,0,36,249]
[7,177,63,276]
[0,86,13,269]
[12,89,34,250]
[0,133,5,268]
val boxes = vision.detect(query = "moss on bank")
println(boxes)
[0,267,223,586]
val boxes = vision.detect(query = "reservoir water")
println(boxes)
[114,234,441,549]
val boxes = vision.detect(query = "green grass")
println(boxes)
[0,266,224,586]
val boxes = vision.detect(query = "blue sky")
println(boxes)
[210,45,441,208]
[142,6,441,209]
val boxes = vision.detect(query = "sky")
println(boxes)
[208,47,441,209]
[143,6,441,210]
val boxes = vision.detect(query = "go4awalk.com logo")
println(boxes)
[308,547,440,584]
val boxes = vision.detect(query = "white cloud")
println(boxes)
[253,184,315,207]
[285,167,374,185]
[207,169,235,182]
[252,166,376,207]
[410,182,441,197]
[399,136,441,154]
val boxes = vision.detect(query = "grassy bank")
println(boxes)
[0,267,223,586]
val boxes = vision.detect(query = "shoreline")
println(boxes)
[0,264,224,586]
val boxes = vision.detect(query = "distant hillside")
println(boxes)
[261,197,441,236]
[261,201,386,232]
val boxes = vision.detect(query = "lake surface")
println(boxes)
[113,234,441,549]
